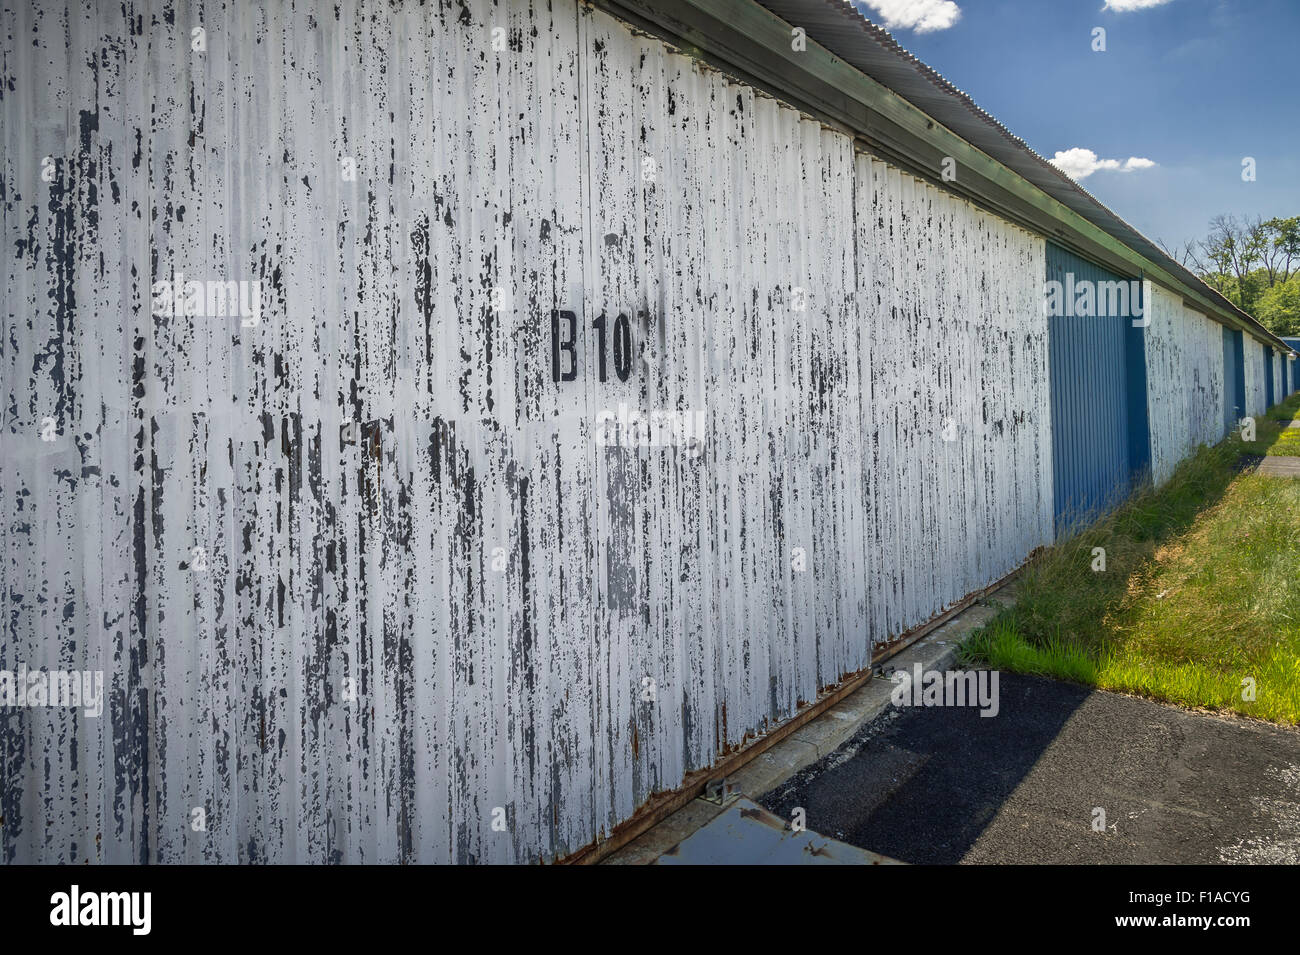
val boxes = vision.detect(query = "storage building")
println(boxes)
[1,0,1293,864]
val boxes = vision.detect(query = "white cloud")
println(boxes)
[1049,148,1158,180]
[1102,0,1175,11]
[856,0,962,33]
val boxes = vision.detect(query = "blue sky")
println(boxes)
[851,0,1299,252]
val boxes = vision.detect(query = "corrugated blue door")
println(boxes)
[1234,332,1246,414]
[1046,243,1149,536]
[1285,340,1300,395]
[1223,327,1241,431]
[1263,343,1275,408]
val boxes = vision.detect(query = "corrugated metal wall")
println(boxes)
[1284,339,1300,396]
[1144,286,1225,486]
[1283,340,1300,396]
[1,0,1053,863]
[856,156,1053,651]
[1044,243,1147,532]
[1244,337,1268,418]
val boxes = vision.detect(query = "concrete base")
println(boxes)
[602,579,1022,864]
[1256,455,1300,477]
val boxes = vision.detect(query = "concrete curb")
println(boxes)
[603,578,1022,864]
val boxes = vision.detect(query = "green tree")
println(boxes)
[1260,216,1300,287]
[1203,215,1268,312]
[1255,275,1300,337]
[1163,214,1300,322]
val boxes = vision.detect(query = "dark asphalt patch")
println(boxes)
[760,673,1300,864]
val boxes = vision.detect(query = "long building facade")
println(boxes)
[1,0,1293,864]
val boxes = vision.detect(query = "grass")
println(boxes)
[1248,389,1300,456]
[959,390,1300,725]
[1265,428,1300,455]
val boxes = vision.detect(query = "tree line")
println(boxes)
[1160,215,1300,337]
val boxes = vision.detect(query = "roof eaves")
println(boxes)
[752,0,1288,350]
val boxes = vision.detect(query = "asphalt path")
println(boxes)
[760,673,1300,864]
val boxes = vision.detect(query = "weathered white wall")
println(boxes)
[1244,341,1268,419]
[1,0,1052,864]
[1144,286,1226,485]
[856,157,1052,642]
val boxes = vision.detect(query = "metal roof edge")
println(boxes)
[583,0,1292,354]
[752,0,1291,352]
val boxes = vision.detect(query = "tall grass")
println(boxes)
[1251,391,1300,456]
[960,392,1300,724]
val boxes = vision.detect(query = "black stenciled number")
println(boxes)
[592,313,608,382]
[552,308,637,384]
[613,313,632,382]
[551,309,578,382]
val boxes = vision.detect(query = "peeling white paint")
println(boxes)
[1144,285,1226,486]
[1244,340,1268,420]
[1,0,1052,864]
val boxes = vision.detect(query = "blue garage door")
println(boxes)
[1263,343,1275,409]
[1223,327,1244,432]
[1285,339,1300,394]
[1046,243,1150,536]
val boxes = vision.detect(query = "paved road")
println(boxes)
[760,673,1300,864]
[1256,455,1300,477]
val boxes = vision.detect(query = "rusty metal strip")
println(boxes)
[563,560,1029,865]
[868,558,1030,668]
